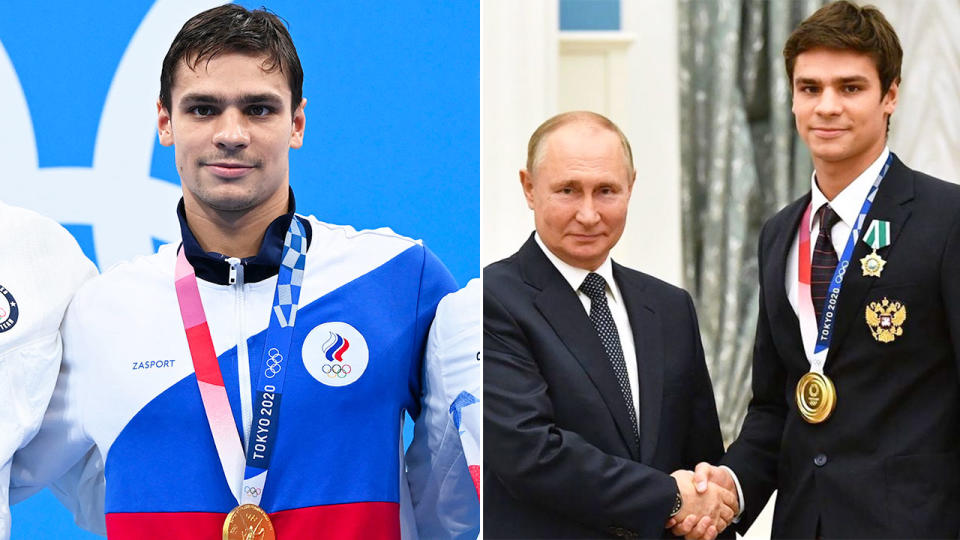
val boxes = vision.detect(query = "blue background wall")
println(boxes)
[0,1,478,537]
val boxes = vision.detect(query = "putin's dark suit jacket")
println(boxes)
[484,235,727,539]
[722,155,960,538]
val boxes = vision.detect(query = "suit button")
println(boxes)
[814,453,827,467]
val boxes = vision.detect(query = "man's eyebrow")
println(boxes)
[237,93,285,105]
[178,93,285,106]
[794,75,871,85]
[179,93,223,105]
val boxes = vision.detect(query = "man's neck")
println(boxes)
[813,140,886,201]
[184,191,289,259]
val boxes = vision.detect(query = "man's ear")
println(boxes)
[289,98,306,149]
[520,169,535,210]
[157,99,174,147]
[882,79,899,116]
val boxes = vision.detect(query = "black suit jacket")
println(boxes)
[484,235,727,539]
[722,155,960,538]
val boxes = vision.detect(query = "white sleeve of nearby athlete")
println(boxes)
[10,299,97,515]
[405,279,481,540]
[0,206,99,538]
[48,446,106,535]
[0,333,64,540]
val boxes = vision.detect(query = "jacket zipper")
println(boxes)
[227,257,253,450]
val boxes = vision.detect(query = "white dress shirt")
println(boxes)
[534,234,640,422]
[785,147,890,313]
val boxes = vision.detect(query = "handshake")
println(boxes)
[663,463,739,540]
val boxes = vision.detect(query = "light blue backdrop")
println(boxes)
[0,1,478,537]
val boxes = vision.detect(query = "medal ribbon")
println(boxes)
[175,217,308,507]
[863,219,890,250]
[797,153,893,370]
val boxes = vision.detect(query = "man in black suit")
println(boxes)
[484,111,738,539]
[684,2,960,538]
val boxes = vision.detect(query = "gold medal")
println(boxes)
[859,250,886,277]
[223,504,276,540]
[795,371,836,423]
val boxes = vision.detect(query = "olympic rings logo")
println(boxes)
[244,486,262,497]
[264,348,283,378]
[321,363,352,378]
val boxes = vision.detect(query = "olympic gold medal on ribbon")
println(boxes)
[223,504,276,540]
[795,371,836,424]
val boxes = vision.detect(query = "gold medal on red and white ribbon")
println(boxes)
[223,504,276,540]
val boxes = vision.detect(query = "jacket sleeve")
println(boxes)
[941,206,960,540]
[10,289,106,535]
[0,333,70,538]
[1,216,99,537]
[720,222,786,531]
[942,204,960,399]
[406,279,481,540]
[680,292,727,470]
[483,284,678,536]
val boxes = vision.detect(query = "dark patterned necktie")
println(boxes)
[579,272,640,450]
[811,204,841,324]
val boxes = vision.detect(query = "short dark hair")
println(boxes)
[784,1,902,97]
[159,4,303,114]
[527,111,634,177]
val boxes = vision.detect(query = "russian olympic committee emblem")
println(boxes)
[0,284,19,333]
[301,322,369,387]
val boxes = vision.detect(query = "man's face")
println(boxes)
[792,47,897,169]
[158,52,305,215]
[521,122,634,271]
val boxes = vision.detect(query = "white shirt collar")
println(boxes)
[534,233,622,305]
[809,146,889,230]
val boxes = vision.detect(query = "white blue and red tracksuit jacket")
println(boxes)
[11,200,462,539]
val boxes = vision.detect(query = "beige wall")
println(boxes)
[482,0,684,286]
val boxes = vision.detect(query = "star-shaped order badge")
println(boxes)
[860,219,890,277]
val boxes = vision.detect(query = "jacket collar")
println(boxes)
[177,189,313,285]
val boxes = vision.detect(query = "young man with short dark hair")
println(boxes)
[11,5,461,539]
[683,2,960,538]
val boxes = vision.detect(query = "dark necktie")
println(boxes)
[811,204,841,324]
[579,272,640,449]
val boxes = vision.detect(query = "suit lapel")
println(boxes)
[614,264,663,463]
[827,156,914,363]
[518,237,641,459]
[768,195,809,367]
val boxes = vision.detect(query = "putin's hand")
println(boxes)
[664,469,737,540]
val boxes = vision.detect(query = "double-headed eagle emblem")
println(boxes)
[865,297,906,343]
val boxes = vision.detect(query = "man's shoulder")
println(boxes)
[483,250,523,280]
[0,201,93,267]
[1,200,64,235]
[612,262,692,305]
[73,244,174,305]
[878,158,960,234]
[483,245,539,300]
[302,214,424,251]
[908,166,960,203]
[298,215,455,302]
[300,214,435,268]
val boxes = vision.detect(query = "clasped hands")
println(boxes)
[663,463,739,540]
